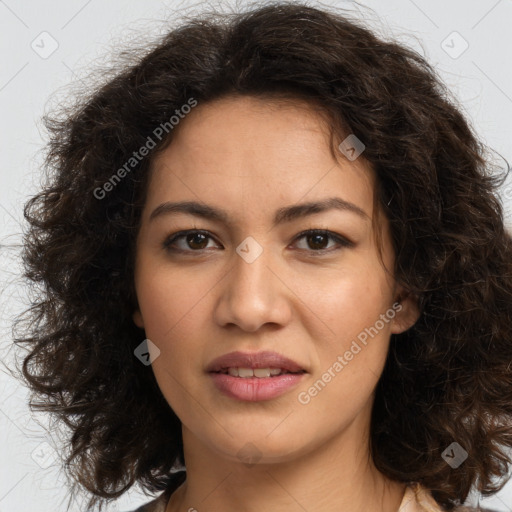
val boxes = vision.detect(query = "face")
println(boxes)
[133,95,418,464]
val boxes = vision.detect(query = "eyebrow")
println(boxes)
[149,197,370,226]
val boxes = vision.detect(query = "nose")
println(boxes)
[213,242,292,333]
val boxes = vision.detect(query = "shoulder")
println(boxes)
[125,472,185,511]
[124,492,168,512]
[453,507,501,512]
[400,482,501,512]
[454,507,501,512]
[127,483,503,512]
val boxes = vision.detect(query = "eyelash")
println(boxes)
[161,229,353,256]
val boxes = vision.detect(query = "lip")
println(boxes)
[207,350,305,373]
[207,350,307,402]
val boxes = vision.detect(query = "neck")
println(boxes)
[165,414,406,512]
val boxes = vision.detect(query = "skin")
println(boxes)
[133,95,419,512]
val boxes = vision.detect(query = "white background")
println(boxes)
[1,0,512,510]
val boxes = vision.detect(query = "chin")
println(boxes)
[198,423,317,465]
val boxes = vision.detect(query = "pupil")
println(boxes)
[188,233,207,249]
[308,234,327,250]
[185,233,329,250]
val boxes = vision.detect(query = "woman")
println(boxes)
[15,2,512,511]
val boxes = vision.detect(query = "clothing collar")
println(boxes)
[138,482,447,512]
[399,482,446,511]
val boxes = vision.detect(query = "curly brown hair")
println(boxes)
[14,1,512,510]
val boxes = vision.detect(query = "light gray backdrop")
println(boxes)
[1,0,511,510]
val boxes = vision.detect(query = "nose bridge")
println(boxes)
[214,236,290,331]
[233,239,271,293]
[231,237,275,307]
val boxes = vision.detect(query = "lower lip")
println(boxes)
[209,372,305,401]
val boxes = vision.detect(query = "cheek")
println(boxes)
[299,276,394,423]
[134,262,214,400]
[134,265,209,410]
[135,260,213,341]
[301,259,395,407]
[297,260,394,344]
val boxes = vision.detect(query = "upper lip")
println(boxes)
[206,350,306,373]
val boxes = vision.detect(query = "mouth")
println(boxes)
[207,351,307,401]
[214,367,306,378]
[206,350,306,374]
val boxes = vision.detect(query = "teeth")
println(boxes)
[254,368,271,378]
[238,367,254,378]
[224,367,287,378]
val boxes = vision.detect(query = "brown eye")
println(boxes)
[186,232,209,250]
[293,229,353,253]
[306,233,329,250]
[162,230,220,253]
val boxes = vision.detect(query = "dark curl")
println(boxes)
[14,1,512,510]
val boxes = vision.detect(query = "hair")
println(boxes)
[14,1,512,510]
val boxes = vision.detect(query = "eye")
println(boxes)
[162,230,221,253]
[292,229,353,253]
[162,229,353,255]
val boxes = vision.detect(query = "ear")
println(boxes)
[133,309,145,329]
[390,288,420,334]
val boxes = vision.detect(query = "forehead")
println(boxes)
[146,95,376,223]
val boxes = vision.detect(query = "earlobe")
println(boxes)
[390,290,420,334]
[133,310,145,329]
